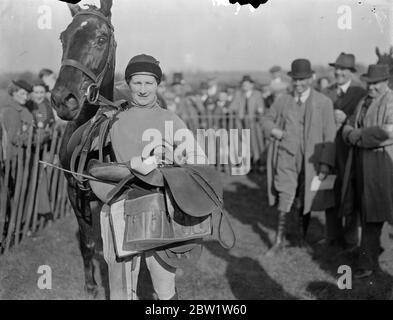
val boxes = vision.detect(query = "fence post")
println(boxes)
[22,129,41,237]
[14,126,34,246]
[4,135,24,253]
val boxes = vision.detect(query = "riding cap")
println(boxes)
[125,54,162,84]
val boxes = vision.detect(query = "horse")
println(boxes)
[376,46,393,88]
[50,0,116,298]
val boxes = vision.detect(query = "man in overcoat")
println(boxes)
[322,53,366,249]
[230,75,266,170]
[342,64,393,279]
[262,59,336,256]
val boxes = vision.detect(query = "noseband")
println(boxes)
[61,10,117,106]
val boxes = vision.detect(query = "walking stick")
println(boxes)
[339,148,353,217]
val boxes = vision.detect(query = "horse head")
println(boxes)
[51,0,115,121]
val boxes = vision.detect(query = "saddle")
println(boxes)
[87,160,236,253]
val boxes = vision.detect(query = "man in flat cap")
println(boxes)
[262,59,336,256]
[322,53,366,251]
[342,64,393,279]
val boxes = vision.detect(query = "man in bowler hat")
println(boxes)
[342,64,393,279]
[262,59,336,256]
[322,53,366,251]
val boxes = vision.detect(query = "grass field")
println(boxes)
[0,172,392,300]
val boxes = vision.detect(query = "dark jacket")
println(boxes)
[342,89,393,224]
[1,99,35,159]
[322,81,366,214]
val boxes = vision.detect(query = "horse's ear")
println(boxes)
[100,0,113,17]
[376,46,381,58]
[68,3,81,17]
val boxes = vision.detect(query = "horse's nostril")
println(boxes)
[64,93,79,110]
[65,93,76,102]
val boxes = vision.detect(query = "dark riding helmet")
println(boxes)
[125,54,163,84]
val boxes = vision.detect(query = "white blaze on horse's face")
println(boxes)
[128,74,158,106]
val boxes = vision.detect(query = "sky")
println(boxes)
[0,0,392,75]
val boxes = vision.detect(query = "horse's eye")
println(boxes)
[97,37,107,46]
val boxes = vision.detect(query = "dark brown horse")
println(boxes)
[51,0,115,298]
[376,46,393,88]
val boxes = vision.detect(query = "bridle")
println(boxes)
[60,9,118,107]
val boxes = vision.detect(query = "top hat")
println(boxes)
[329,52,357,72]
[241,75,254,84]
[287,59,314,80]
[12,79,33,93]
[361,64,390,83]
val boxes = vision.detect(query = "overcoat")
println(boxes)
[229,89,266,163]
[342,89,393,224]
[322,81,366,215]
[0,99,34,159]
[229,89,265,118]
[262,89,336,213]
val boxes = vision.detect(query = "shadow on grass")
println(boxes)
[224,171,393,299]
[205,241,298,300]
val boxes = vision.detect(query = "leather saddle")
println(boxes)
[87,160,236,251]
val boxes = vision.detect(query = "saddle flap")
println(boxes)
[160,165,223,217]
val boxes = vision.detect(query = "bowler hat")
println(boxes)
[287,59,314,80]
[241,75,254,84]
[125,54,162,84]
[329,52,357,72]
[12,79,33,93]
[361,64,390,83]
